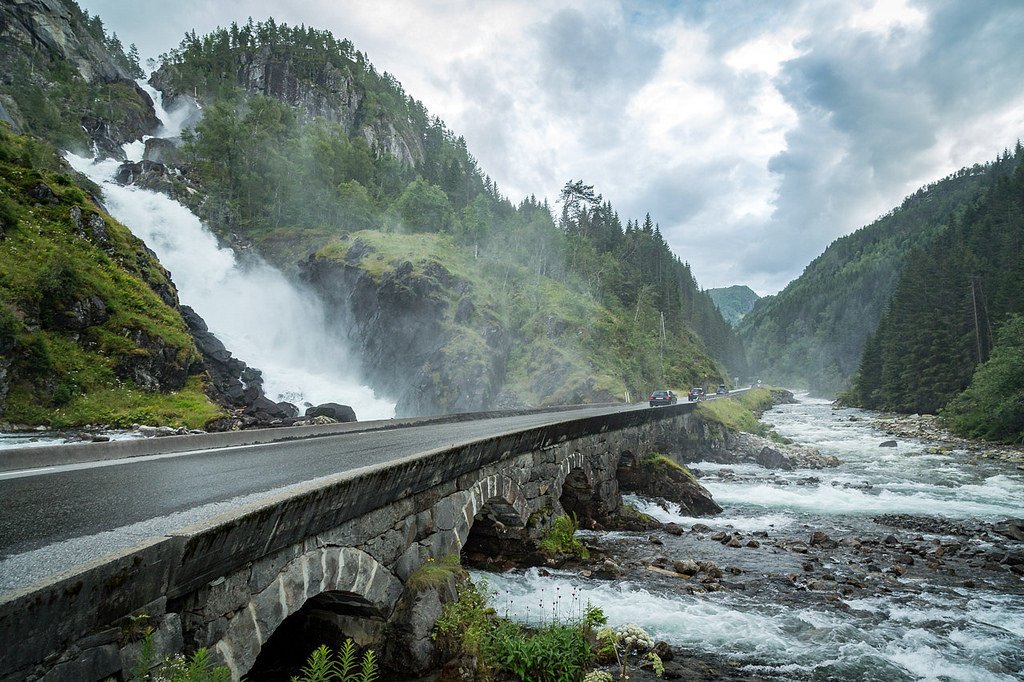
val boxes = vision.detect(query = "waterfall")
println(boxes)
[64,87,395,421]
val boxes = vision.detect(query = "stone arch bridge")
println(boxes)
[0,401,731,681]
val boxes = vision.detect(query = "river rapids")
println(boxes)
[475,397,1024,681]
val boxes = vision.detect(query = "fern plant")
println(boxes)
[290,641,379,682]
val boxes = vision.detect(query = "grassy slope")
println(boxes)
[0,126,223,428]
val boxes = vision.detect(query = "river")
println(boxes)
[475,396,1024,680]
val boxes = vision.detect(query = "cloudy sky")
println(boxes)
[78,0,1024,295]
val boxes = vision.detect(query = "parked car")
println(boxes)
[687,387,705,401]
[716,384,728,395]
[649,390,678,407]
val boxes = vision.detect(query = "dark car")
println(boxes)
[716,384,728,395]
[649,390,678,407]
[688,387,705,401]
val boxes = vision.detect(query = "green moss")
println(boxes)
[642,453,697,482]
[406,554,465,591]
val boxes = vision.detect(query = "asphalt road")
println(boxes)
[0,404,647,566]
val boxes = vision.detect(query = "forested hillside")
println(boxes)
[708,285,759,327]
[739,157,1005,395]
[142,20,745,410]
[847,145,1023,441]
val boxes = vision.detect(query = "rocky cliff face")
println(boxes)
[150,48,425,169]
[0,0,128,83]
[302,237,512,417]
[0,0,159,158]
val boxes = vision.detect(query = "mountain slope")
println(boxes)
[137,19,743,414]
[1,3,745,419]
[0,0,153,157]
[847,145,1023,425]
[0,126,221,427]
[708,285,759,327]
[739,159,1006,395]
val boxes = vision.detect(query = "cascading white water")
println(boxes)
[479,397,1024,680]
[64,85,395,420]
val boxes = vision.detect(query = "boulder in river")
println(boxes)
[306,402,358,423]
[879,440,898,448]
[618,453,722,516]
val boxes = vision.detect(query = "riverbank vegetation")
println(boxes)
[695,387,777,436]
[433,575,663,681]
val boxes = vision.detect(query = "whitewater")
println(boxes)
[64,83,394,421]
[477,397,1024,680]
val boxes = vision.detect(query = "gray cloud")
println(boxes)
[76,0,1024,296]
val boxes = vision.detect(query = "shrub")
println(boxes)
[540,514,590,560]
[433,577,598,682]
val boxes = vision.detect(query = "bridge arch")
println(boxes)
[455,473,531,566]
[211,547,401,679]
[554,452,603,527]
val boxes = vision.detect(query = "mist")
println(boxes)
[65,143,395,421]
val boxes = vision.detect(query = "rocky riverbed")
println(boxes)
[872,412,1024,466]
[475,397,1024,680]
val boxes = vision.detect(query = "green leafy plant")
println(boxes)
[434,577,598,682]
[540,514,590,560]
[290,641,378,682]
[142,646,230,682]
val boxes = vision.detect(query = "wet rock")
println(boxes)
[617,453,722,516]
[809,531,837,549]
[306,402,358,423]
[993,518,1024,542]
[879,440,898,447]
[673,559,699,575]
[756,446,794,470]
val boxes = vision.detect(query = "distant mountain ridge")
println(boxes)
[707,285,759,327]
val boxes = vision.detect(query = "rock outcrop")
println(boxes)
[0,0,130,83]
[302,240,512,417]
[0,0,159,158]
[179,305,295,427]
[618,453,722,516]
[150,47,424,169]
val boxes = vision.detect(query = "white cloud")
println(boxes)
[78,0,1024,295]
